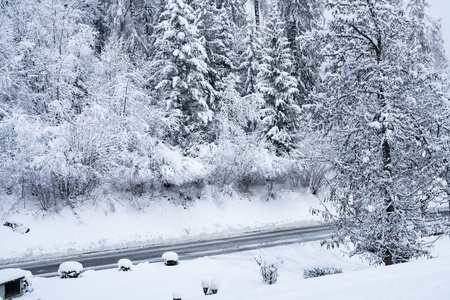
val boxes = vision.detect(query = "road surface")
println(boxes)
[2,225,332,277]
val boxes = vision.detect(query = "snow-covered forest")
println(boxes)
[1,0,449,265]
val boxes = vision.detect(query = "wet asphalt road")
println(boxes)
[1,225,332,277]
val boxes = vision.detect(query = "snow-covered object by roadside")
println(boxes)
[0,268,33,293]
[58,262,83,278]
[255,255,283,285]
[172,292,182,299]
[210,279,220,294]
[118,259,132,271]
[162,251,179,265]
[3,221,30,234]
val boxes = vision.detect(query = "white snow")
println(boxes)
[117,259,132,271]
[0,268,31,284]
[0,191,322,264]
[15,238,450,300]
[57,262,83,276]
[162,251,179,262]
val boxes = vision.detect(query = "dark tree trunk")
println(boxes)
[254,0,260,27]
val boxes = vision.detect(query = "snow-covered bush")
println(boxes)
[254,256,283,285]
[299,162,329,195]
[303,267,342,279]
[58,262,83,278]
[207,136,292,196]
[118,259,132,271]
[162,252,179,266]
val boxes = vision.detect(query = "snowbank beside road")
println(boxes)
[1,190,322,264]
[18,238,450,300]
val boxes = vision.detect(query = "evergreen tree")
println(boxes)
[150,0,214,148]
[278,0,324,105]
[316,0,450,265]
[196,0,236,99]
[256,1,300,155]
[239,19,263,96]
[102,0,153,59]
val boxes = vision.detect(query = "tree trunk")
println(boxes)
[254,0,260,27]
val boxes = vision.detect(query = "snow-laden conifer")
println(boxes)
[256,1,300,154]
[150,0,214,147]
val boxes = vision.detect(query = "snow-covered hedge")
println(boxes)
[303,267,342,279]
[58,261,83,278]
[118,259,132,271]
[162,252,179,266]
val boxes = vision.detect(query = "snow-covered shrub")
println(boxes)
[254,256,283,285]
[2,114,107,210]
[162,252,179,266]
[118,259,132,271]
[299,162,329,195]
[58,262,83,278]
[207,135,291,196]
[303,267,342,279]
[157,145,208,188]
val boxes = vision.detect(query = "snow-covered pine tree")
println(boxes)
[256,1,300,155]
[102,0,153,59]
[150,0,214,148]
[317,0,450,266]
[239,19,263,96]
[196,0,236,99]
[278,0,324,105]
[219,0,247,28]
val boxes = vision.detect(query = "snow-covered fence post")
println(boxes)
[201,279,210,295]
[210,279,220,294]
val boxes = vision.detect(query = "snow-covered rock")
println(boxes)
[58,261,83,278]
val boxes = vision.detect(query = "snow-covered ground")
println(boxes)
[16,237,450,300]
[1,190,322,264]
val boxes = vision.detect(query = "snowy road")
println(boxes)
[2,225,332,277]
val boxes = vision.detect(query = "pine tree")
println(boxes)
[278,0,324,105]
[150,0,214,148]
[239,19,263,96]
[196,0,236,99]
[102,0,153,58]
[317,0,450,266]
[256,1,300,155]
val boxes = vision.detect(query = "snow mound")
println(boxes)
[162,251,179,265]
[58,261,83,278]
[118,258,132,271]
